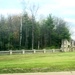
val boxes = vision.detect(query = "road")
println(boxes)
[1,71,75,75]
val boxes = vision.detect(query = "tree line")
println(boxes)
[0,13,71,50]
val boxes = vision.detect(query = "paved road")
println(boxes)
[1,71,75,75]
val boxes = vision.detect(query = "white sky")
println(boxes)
[0,0,75,39]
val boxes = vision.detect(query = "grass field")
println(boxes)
[0,52,75,73]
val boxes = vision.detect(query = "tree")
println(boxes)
[0,12,71,50]
[39,15,55,48]
[55,18,71,47]
[0,15,8,50]
[22,13,32,49]
[29,4,39,50]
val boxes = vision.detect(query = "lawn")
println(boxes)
[0,52,75,73]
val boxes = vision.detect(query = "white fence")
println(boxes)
[0,49,62,55]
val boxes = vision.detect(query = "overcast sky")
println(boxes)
[0,0,75,40]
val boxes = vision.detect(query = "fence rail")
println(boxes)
[0,49,62,55]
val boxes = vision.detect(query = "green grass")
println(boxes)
[0,52,75,73]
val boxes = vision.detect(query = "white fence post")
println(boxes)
[34,50,36,53]
[22,50,25,54]
[10,50,12,55]
[52,49,55,53]
[44,49,46,53]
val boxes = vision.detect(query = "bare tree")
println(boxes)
[21,0,39,50]
[29,4,39,50]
